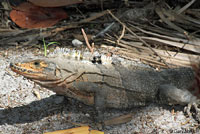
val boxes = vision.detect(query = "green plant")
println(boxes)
[43,38,60,56]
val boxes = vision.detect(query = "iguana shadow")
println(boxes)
[0,95,94,125]
[0,94,184,125]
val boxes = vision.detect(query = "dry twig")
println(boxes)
[107,10,169,67]
[177,0,196,15]
[81,28,94,53]
[155,6,189,37]
[117,25,125,45]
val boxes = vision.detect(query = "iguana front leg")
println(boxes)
[69,81,109,123]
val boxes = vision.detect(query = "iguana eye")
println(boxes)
[34,61,40,66]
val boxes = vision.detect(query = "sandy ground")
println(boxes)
[0,48,199,134]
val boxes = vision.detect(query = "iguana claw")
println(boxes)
[184,100,200,121]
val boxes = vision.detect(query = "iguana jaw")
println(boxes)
[10,59,61,81]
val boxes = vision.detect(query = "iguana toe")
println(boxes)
[184,100,200,122]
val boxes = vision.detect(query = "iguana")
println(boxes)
[10,48,200,121]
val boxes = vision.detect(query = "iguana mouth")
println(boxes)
[10,60,60,81]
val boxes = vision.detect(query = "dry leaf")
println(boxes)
[90,130,104,134]
[10,2,68,28]
[43,126,104,134]
[28,0,83,7]
[44,126,89,134]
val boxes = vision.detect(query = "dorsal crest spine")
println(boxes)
[48,48,112,65]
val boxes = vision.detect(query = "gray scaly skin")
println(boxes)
[10,48,200,121]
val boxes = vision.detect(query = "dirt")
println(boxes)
[0,48,199,134]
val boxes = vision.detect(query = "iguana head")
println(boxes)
[10,59,61,81]
[10,59,95,105]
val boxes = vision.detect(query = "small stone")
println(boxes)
[72,39,83,47]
